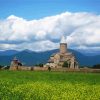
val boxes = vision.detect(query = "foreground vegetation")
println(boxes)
[0,71,100,100]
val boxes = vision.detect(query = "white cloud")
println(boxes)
[0,12,100,51]
[0,40,59,52]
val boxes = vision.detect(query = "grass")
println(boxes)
[0,70,100,100]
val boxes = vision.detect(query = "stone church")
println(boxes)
[10,57,32,70]
[10,57,22,70]
[44,36,79,69]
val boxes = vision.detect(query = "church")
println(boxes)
[44,36,79,69]
[10,57,22,70]
[10,57,32,70]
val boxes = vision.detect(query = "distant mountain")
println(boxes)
[0,50,18,56]
[76,49,100,56]
[22,49,34,53]
[0,49,100,67]
[0,49,58,66]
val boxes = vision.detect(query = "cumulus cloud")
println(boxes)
[0,40,59,52]
[0,12,100,51]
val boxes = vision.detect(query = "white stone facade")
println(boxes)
[44,36,79,69]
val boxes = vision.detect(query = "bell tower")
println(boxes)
[60,36,67,54]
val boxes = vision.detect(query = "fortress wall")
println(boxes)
[18,66,32,70]
[9,66,100,73]
[51,68,100,73]
[33,67,48,71]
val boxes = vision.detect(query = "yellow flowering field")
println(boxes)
[0,71,100,100]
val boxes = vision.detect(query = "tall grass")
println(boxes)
[0,71,100,100]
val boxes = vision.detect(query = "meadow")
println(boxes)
[0,71,100,100]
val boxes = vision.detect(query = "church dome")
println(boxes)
[60,35,66,43]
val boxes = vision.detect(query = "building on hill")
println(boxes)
[44,36,79,69]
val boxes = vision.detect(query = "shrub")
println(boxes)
[62,61,68,67]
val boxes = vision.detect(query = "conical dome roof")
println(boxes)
[60,35,66,43]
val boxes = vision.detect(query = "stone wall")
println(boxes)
[51,68,100,73]
[10,66,32,71]
[9,66,100,73]
[33,67,48,71]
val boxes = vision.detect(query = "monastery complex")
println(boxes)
[44,36,79,69]
[10,36,79,70]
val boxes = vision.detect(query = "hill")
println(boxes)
[0,49,100,66]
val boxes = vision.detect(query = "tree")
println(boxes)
[35,63,44,67]
[0,65,3,69]
[62,61,68,67]
[39,63,43,67]
[92,64,100,69]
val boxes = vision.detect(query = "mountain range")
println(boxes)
[0,49,100,67]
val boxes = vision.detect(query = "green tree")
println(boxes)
[0,65,3,69]
[35,63,44,67]
[92,64,100,69]
[39,63,43,67]
[62,61,68,67]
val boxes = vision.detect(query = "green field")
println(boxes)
[0,71,100,100]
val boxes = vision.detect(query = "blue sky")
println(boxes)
[0,0,100,19]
